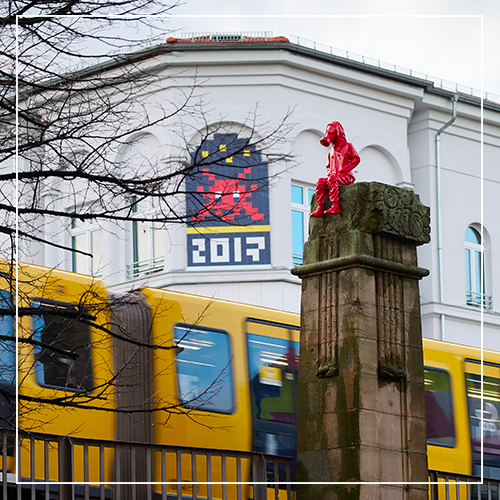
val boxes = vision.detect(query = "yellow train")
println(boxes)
[0,263,498,493]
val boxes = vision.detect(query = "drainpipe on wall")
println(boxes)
[435,94,458,341]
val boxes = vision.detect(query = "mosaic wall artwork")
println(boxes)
[186,133,271,267]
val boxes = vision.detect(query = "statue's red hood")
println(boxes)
[320,121,347,147]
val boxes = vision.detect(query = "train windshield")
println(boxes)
[465,360,500,478]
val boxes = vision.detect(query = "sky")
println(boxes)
[156,0,499,98]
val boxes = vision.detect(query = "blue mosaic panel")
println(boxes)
[187,232,271,267]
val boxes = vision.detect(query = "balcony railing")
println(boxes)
[466,290,492,310]
[289,34,500,106]
[172,31,274,42]
[126,256,164,279]
[292,252,303,267]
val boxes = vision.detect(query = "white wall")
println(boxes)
[31,43,500,347]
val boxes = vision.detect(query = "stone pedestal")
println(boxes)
[292,182,430,500]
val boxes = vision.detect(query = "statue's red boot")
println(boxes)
[324,205,341,215]
[310,207,325,218]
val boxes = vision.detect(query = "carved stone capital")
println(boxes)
[307,182,431,249]
[373,184,430,244]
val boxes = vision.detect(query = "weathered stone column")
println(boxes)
[292,182,430,500]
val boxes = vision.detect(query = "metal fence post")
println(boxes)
[2,432,7,500]
[429,470,438,500]
[252,454,267,500]
[59,436,73,500]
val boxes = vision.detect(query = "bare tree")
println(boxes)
[0,1,293,437]
[1,3,292,256]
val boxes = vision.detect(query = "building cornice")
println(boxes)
[161,40,500,112]
[24,36,500,113]
[421,301,500,328]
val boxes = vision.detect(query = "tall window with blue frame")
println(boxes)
[291,182,315,266]
[465,226,490,309]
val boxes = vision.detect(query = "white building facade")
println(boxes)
[34,33,500,350]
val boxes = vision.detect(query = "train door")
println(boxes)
[246,318,300,483]
[110,292,153,498]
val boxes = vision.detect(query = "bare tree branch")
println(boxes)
[0,0,295,434]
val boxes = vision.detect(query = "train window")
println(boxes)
[174,324,234,413]
[0,290,15,431]
[0,290,14,392]
[465,365,500,477]
[32,298,93,392]
[424,368,456,446]
[247,333,299,426]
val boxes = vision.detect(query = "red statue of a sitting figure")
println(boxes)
[311,121,360,217]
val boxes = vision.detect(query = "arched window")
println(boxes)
[465,226,490,309]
